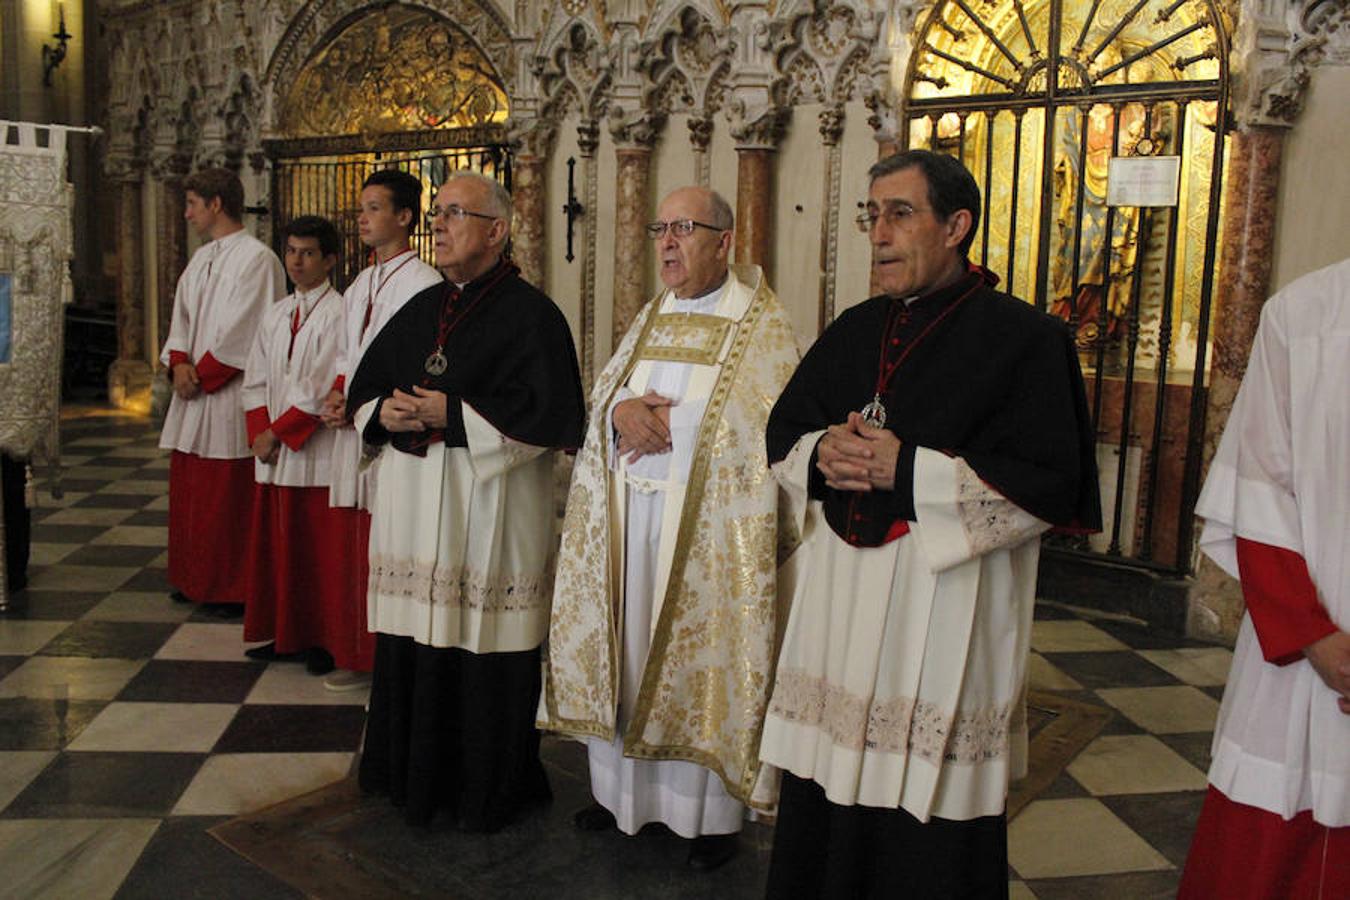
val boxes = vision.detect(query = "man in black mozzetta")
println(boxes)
[347,171,586,831]
[757,149,1101,898]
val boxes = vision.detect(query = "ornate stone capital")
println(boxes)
[577,119,601,157]
[506,117,559,160]
[725,89,789,149]
[1230,0,1349,129]
[608,105,666,149]
[818,103,845,146]
[687,115,714,153]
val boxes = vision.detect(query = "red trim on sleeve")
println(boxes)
[168,350,190,368]
[271,406,320,451]
[1235,537,1337,665]
[332,374,346,393]
[195,352,242,393]
[245,408,271,445]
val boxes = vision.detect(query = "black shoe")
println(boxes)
[306,648,335,675]
[244,642,305,663]
[170,590,193,605]
[572,803,617,832]
[687,833,738,871]
[203,602,244,619]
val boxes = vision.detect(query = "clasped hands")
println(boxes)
[1305,631,1350,716]
[251,429,280,465]
[378,386,449,433]
[815,412,902,492]
[613,390,674,463]
[320,389,348,429]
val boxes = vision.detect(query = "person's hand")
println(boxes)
[172,362,200,400]
[1305,630,1350,715]
[252,429,279,464]
[320,389,347,429]
[613,391,675,463]
[379,392,425,433]
[409,386,449,429]
[817,413,903,492]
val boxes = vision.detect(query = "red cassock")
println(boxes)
[167,450,256,604]
[1178,538,1348,900]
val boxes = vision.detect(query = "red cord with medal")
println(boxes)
[287,286,333,370]
[859,279,980,429]
[421,263,516,383]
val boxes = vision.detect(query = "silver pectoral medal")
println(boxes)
[424,346,448,376]
[860,393,887,429]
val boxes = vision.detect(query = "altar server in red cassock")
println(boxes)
[240,216,357,674]
[1179,257,1350,900]
[159,167,284,615]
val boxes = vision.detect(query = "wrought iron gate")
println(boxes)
[903,0,1229,574]
[266,133,512,289]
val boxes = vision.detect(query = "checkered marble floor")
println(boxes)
[0,407,1232,899]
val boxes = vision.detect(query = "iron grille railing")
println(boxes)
[902,0,1229,574]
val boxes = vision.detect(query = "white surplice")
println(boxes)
[759,437,1049,823]
[158,229,285,458]
[585,284,745,839]
[239,282,342,487]
[329,251,443,508]
[353,400,557,654]
[1194,258,1350,828]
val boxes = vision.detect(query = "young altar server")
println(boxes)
[318,169,442,691]
[240,216,354,675]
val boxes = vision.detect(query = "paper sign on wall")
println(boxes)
[1107,156,1181,207]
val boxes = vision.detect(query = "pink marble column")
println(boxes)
[107,175,153,410]
[612,147,653,343]
[511,155,547,289]
[1187,125,1286,641]
[734,149,773,269]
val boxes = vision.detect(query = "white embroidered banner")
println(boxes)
[0,121,75,460]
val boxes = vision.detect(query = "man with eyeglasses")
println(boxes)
[758,150,1100,897]
[541,186,799,871]
[346,171,586,831]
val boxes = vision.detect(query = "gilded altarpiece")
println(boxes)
[268,5,513,286]
[903,0,1229,571]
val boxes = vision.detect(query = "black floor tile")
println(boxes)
[61,545,165,568]
[44,479,117,493]
[120,568,172,593]
[1026,870,1180,900]
[113,816,302,900]
[2,751,205,818]
[119,660,267,704]
[6,590,106,621]
[38,620,179,659]
[1036,770,1090,800]
[123,510,170,527]
[130,468,169,481]
[80,456,147,468]
[1157,732,1214,774]
[1034,603,1079,620]
[1202,685,1226,702]
[1090,619,1198,651]
[0,697,107,750]
[72,492,156,509]
[1039,651,1182,690]
[1100,791,1207,867]
[32,523,110,544]
[0,655,27,681]
[214,704,367,753]
[1093,709,1145,736]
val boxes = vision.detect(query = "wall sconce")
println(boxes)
[42,5,73,87]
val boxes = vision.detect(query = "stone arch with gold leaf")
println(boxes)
[263,0,516,139]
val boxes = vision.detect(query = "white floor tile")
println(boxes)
[245,663,371,706]
[0,620,71,655]
[0,818,160,900]
[90,526,169,547]
[0,752,57,811]
[1097,686,1222,734]
[1067,734,1209,796]
[1138,648,1235,687]
[153,623,249,662]
[25,565,138,593]
[83,592,194,623]
[68,702,238,752]
[172,752,353,816]
[1009,798,1172,879]
[0,657,146,701]
[1031,619,1130,653]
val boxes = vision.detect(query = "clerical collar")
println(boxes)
[672,273,729,307]
[454,257,513,296]
[896,262,996,309]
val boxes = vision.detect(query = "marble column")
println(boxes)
[511,155,547,289]
[734,149,774,269]
[1186,125,1286,643]
[107,175,153,412]
[156,177,188,351]
[818,105,845,334]
[612,146,653,343]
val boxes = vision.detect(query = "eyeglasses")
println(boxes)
[855,203,932,233]
[426,204,498,228]
[645,218,725,239]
